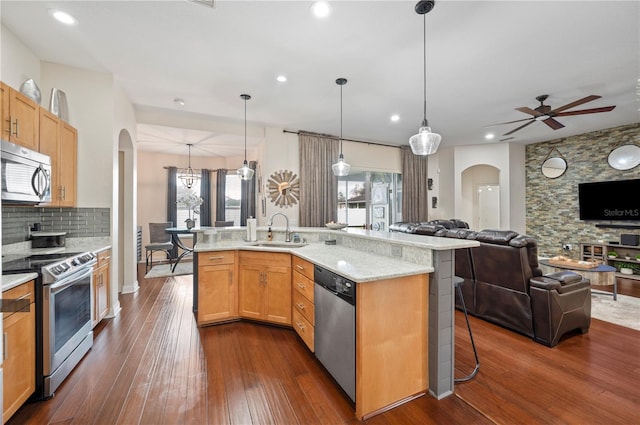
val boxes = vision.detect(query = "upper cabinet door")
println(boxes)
[2,83,40,150]
[59,122,77,207]
[39,108,61,206]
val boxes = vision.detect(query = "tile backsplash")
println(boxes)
[2,207,110,245]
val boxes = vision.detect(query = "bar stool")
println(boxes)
[454,277,480,383]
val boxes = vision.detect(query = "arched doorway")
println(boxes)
[461,164,500,230]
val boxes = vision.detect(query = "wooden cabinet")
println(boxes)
[3,280,36,424]
[238,251,291,325]
[581,242,640,281]
[197,251,238,325]
[92,249,111,328]
[1,82,39,150]
[292,256,315,351]
[58,122,77,206]
[39,108,77,207]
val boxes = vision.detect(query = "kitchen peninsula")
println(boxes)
[192,227,479,420]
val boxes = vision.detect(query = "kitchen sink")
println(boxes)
[249,241,308,248]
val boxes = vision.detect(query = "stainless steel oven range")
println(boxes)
[2,251,96,399]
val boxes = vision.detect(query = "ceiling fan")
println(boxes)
[490,94,616,137]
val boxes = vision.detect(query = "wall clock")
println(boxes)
[267,170,299,208]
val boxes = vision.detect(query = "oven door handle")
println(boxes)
[49,266,94,293]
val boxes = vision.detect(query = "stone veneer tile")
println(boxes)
[526,123,640,257]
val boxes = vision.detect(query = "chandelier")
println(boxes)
[178,143,200,189]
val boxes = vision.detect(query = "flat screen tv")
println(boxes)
[578,179,640,220]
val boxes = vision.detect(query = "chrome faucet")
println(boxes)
[267,212,291,242]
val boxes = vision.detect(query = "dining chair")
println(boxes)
[145,222,174,273]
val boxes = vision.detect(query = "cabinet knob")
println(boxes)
[296,282,305,289]
[296,264,304,270]
[296,302,305,310]
[296,322,305,331]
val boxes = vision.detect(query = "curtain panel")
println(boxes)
[166,166,178,258]
[401,146,429,222]
[215,169,227,221]
[200,169,212,227]
[299,132,339,227]
[240,161,258,225]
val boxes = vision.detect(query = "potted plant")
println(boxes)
[636,254,640,262]
[607,251,618,259]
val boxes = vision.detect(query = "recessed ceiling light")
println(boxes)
[311,1,331,18]
[174,98,185,106]
[276,75,287,83]
[485,133,495,140]
[49,9,78,26]
[390,114,400,122]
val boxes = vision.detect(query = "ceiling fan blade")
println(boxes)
[542,117,565,130]
[515,107,544,117]
[484,117,536,127]
[550,95,601,114]
[503,119,536,136]
[554,106,616,116]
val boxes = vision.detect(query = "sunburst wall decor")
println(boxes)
[267,170,299,208]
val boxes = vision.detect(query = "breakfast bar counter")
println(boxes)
[192,226,479,416]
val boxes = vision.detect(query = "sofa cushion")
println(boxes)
[474,229,519,245]
[428,219,455,229]
[442,228,477,239]
[449,219,470,229]
[414,224,445,235]
[388,222,420,233]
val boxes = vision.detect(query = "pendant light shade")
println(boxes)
[410,0,441,156]
[179,143,200,189]
[237,93,255,180]
[332,78,350,176]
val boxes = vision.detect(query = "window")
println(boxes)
[224,174,242,225]
[337,171,402,230]
[176,178,201,227]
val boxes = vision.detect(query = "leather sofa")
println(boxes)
[389,222,591,347]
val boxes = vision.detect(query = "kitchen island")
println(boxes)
[192,226,478,419]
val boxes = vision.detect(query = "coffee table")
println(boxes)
[539,259,617,301]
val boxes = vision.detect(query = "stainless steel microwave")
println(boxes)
[1,139,52,204]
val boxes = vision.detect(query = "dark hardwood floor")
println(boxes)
[7,266,640,425]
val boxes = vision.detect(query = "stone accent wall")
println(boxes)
[2,207,110,245]
[526,123,640,258]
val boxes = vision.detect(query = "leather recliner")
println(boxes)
[529,271,591,347]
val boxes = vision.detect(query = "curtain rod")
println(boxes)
[163,166,235,172]
[282,129,401,149]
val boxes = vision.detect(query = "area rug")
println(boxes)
[591,293,640,330]
[144,262,193,279]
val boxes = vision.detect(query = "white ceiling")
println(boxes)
[1,1,638,157]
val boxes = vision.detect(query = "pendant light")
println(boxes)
[332,78,351,176]
[237,93,255,180]
[409,0,441,156]
[178,143,200,189]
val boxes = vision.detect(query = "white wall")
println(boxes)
[40,62,113,207]
[0,25,41,87]
[452,142,526,232]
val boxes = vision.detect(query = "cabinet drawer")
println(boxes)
[292,271,314,302]
[293,289,314,325]
[293,308,314,352]
[240,251,290,268]
[292,256,314,280]
[199,251,235,266]
[3,280,35,319]
[97,249,111,266]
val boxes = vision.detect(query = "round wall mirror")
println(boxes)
[541,157,567,179]
[608,144,640,170]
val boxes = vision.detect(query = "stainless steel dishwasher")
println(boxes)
[314,265,356,402]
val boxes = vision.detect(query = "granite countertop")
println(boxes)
[2,273,39,292]
[195,240,432,282]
